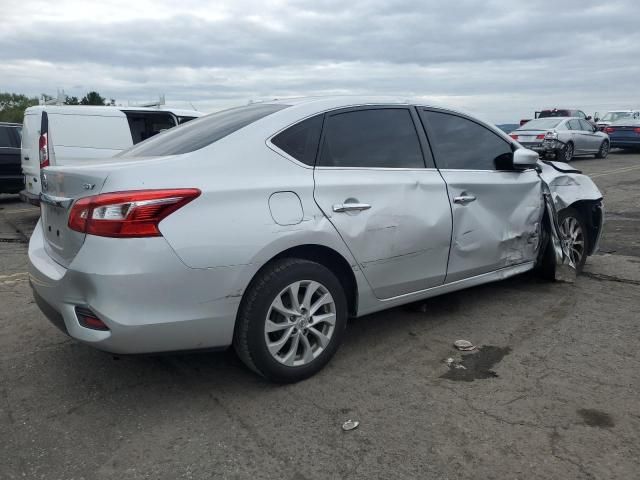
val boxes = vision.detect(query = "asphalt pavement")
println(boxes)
[1,152,639,479]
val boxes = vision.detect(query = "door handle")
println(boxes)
[453,195,476,205]
[333,203,371,213]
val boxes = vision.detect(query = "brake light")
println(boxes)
[605,127,615,134]
[635,128,640,134]
[39,133,49,168]
[509,134,518,140]
[68,189,201,238]
[536,134,545,140]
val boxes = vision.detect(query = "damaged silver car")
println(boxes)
[28,97,603,383]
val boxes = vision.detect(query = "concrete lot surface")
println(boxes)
[1,153,639,479]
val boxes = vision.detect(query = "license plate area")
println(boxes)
[41,204,68,252]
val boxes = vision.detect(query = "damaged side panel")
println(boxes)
[313,168,453,299]
[440,169,544,283]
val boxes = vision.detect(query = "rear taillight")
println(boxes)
[68,189,201,238]
[605,127,615,134]
[509,134,518,140]
[634,128,640,134]
[39,132,49,168]
[535,134,545,140]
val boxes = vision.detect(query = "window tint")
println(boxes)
[421,110,512,170]
[0,126,19,148]
[318,109,424,168]
[271,114,323,166]
[120,103,288,157]
[579,119,593,131]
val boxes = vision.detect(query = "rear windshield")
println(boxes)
[518,118,563,130]
[538,110,570,118]
[119,103,288,157]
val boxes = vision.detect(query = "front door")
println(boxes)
[418,109,544,283]
[313,107,453,299]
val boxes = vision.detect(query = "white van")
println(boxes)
[20,106,203,204]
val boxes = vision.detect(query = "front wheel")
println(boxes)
[595,140,609,159]
[558,207,589,272]
[234,258,347,383]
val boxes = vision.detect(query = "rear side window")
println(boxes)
[579,119,593,131]
[318,108,424,168]
[567,119,581,130]
[0,126,20,148]
[421,110,512,170]
[121,104,289,157]
[271,115,323,166]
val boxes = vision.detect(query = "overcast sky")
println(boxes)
[1,0,639,122]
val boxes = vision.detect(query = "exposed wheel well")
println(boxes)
[247,245,359,317]
[563,200,603,256]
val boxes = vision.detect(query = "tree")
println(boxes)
[65,96,80,105]
[80,91,107,105]
[0,93,39,123]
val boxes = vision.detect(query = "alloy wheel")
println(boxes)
[559,216,585,267]
[564,143,574,161]
[264,280,336,367]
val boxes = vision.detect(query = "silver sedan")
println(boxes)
[29,97,604,382]
[510,117,610,161]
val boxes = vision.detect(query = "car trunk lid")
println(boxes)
[40,167,110,267]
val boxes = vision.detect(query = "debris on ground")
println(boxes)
[445,357,467,370]
[453,339,476,351]
[342,420,359,431]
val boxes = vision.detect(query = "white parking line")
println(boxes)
[0,272,28,280]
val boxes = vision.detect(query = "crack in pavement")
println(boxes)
[582,271,640,286]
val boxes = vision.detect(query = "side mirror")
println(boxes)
[513,148,539,169]
[586,116,592,121]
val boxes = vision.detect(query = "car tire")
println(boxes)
[233,258,347,383]
[595,140,609,159]
[536,207,589,279]
[557,142,574,162]
[558,207,589,272]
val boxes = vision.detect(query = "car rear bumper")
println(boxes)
[19,189,40,205]
[610,139,640,149]
[28,220,242,354]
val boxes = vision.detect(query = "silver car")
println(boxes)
[510,117,610,162]
[29,97,604,382]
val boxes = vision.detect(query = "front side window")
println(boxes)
[318,108,424,168]
[120,103,289,157]
[271,114,323,166]
[579,119,594,131]
[420,110,512,170]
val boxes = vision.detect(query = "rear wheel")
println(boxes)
[234,258,347,383]
[557,142,574,162]
[595,140,609,159]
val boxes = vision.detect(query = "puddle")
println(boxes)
[440,346,512,382]
[577,409,614,428]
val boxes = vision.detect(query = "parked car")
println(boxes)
[604,119,640,151]
[509,117,610,161]
[594,110,640,130]
[519,108,592,127]
[20,106,203,204]
[28,97,604,383]
[0,122,23,194]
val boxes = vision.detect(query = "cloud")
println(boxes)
[1,0,639,121]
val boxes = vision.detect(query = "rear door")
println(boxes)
[566,119,585,153]
[313,106,452,299]
[578,119,601,151]
[418,108,543,283]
